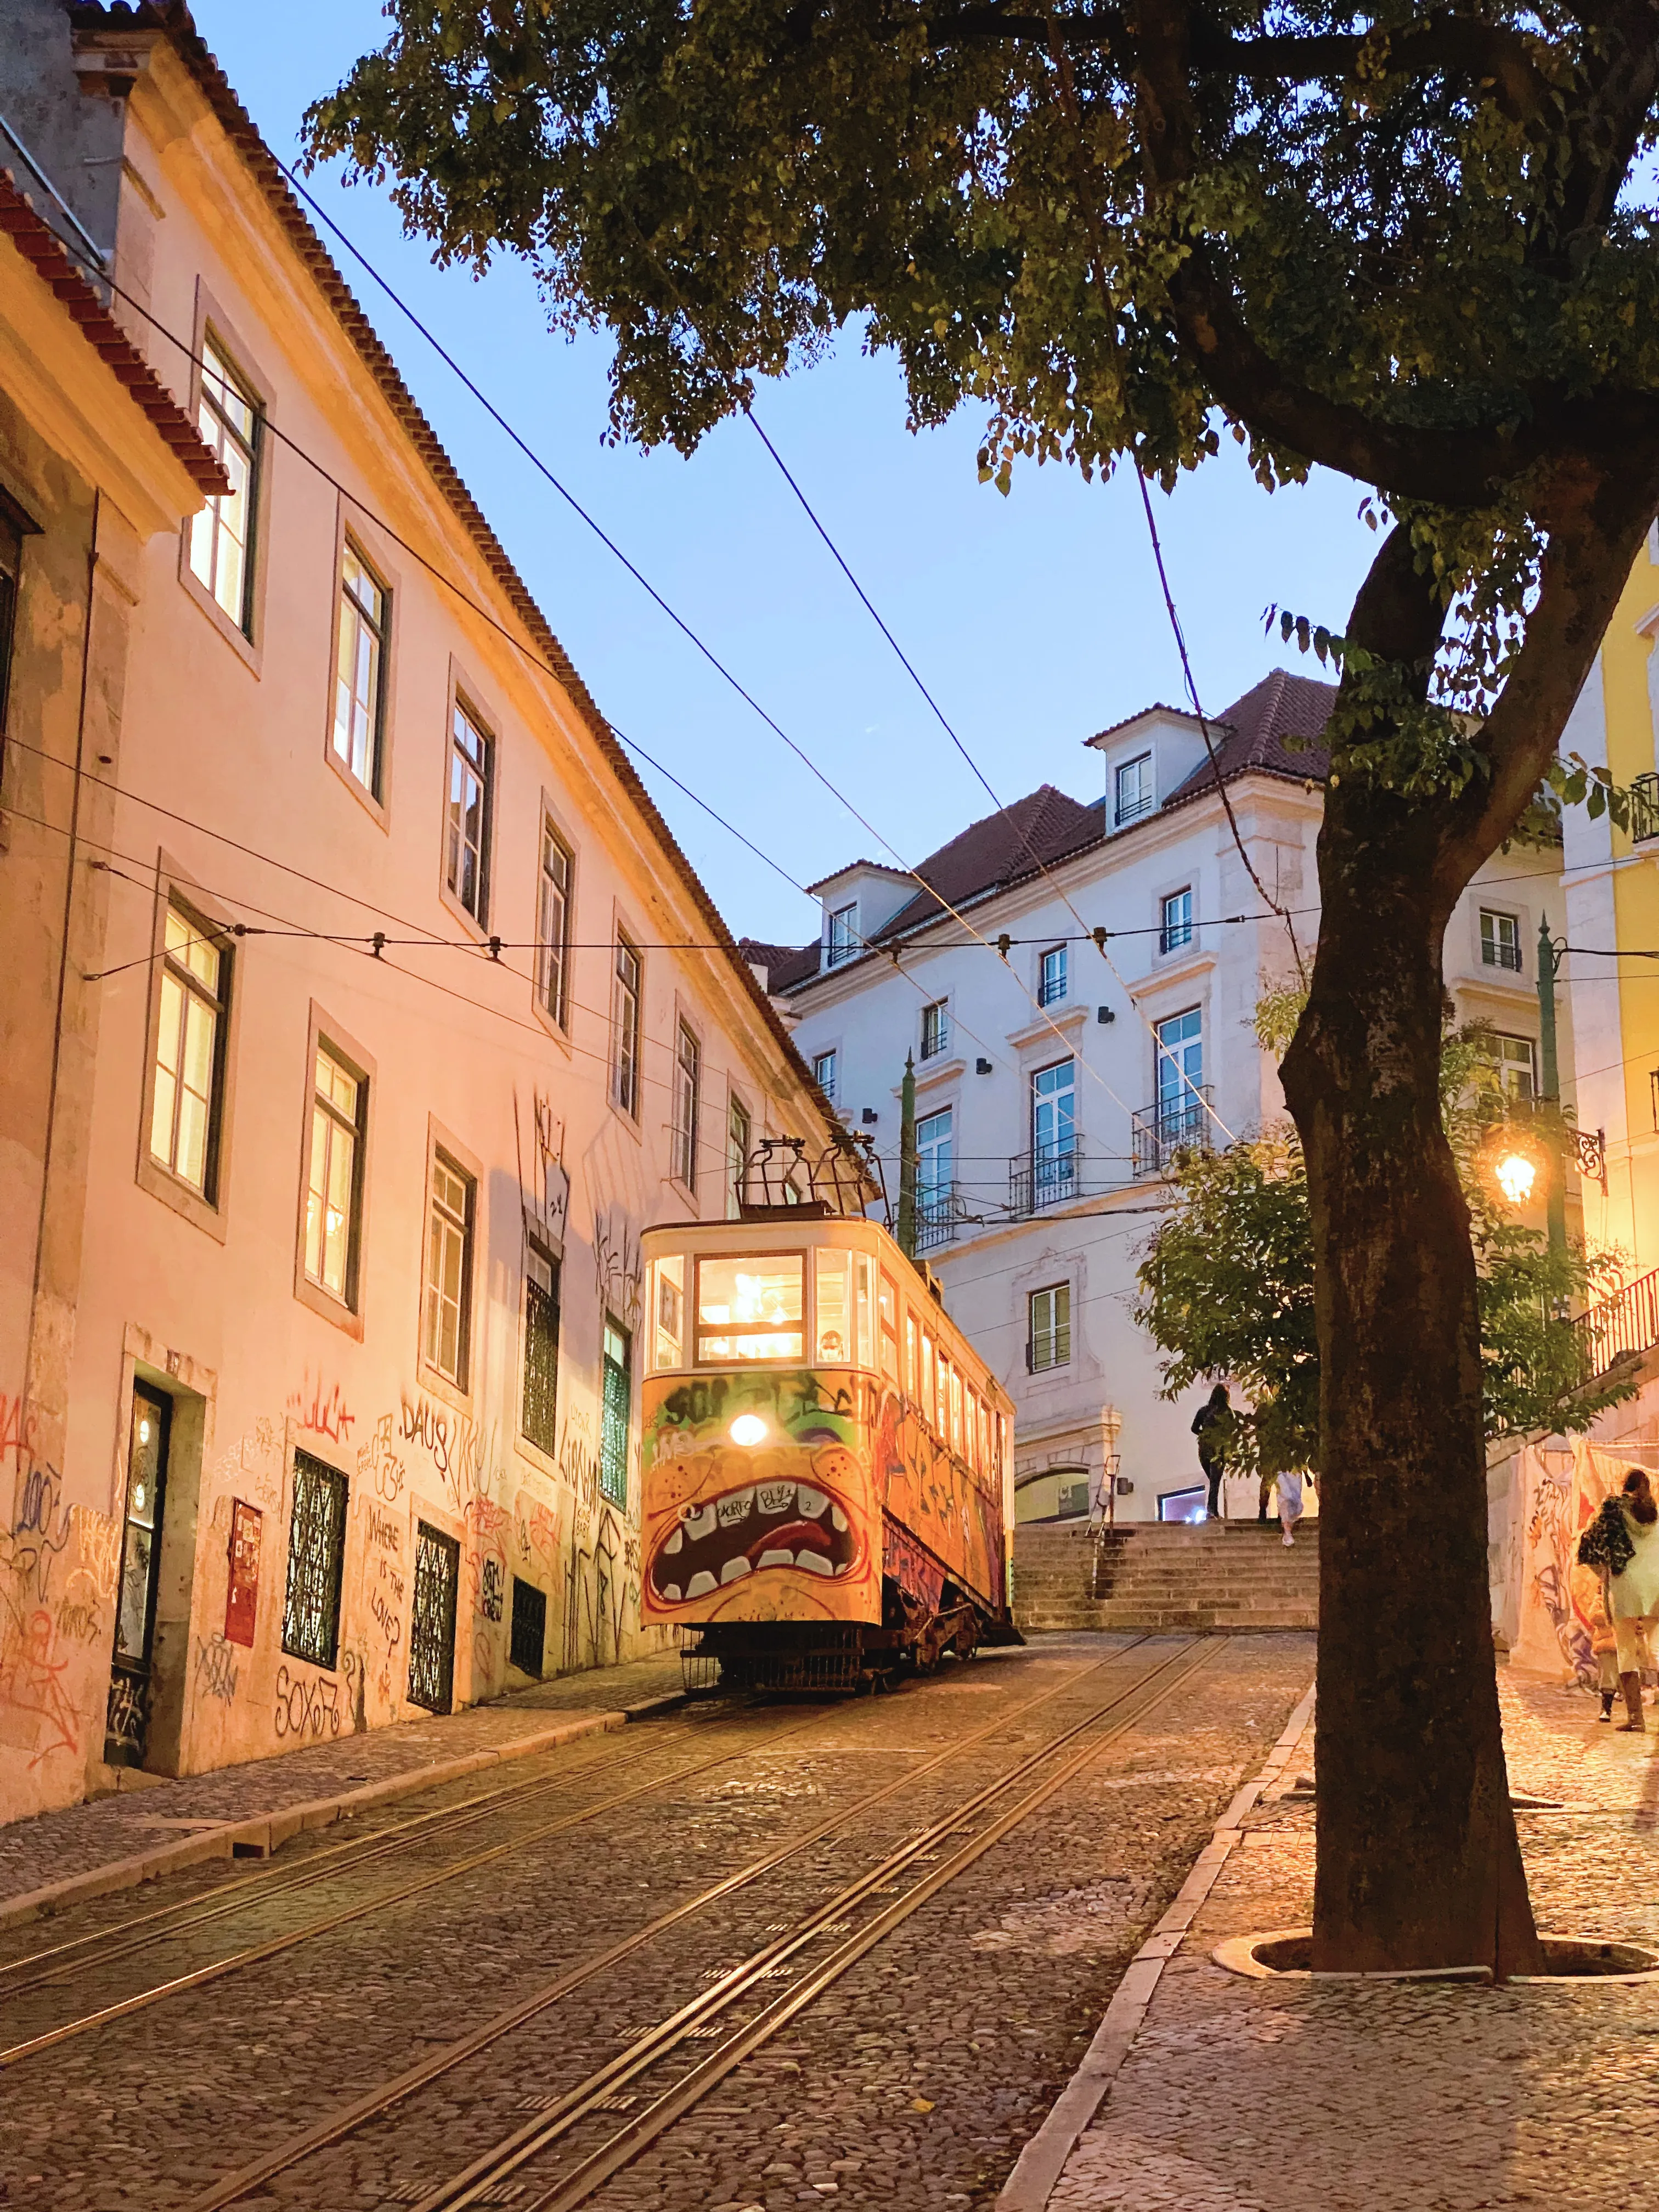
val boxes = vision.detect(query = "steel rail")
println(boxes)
[186,1635,1160,2211]
[0,1702,846,2067]
[0,1716,731,1997]
[415,1636,1222,2212]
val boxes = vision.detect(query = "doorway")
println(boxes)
[105,1381,171,1766]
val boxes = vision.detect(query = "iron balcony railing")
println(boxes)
[1575,1266,1659,1378]
[1009,1143,1080,1218]
[1131,1088,1215,1178]
[1630,772,1659,845]
[915,1183,961,1255]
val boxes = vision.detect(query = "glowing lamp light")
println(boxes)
[1494,1152,1538,1206]
[729,1413,769,1448]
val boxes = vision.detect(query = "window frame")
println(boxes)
[420,1128,478,1396]
[1028,1282,1072,1372]
[535,810,575,1035]
[726,1090,752,1220]
[520,1238,561,1460]
[442,686,495,931]
[1114,751,1154,826]
[611,928,644,1122]
[919,998,951,1062]
[827,902,859,967]
[136,861,240,1243]
[1479,906,1525,975]
[179,290,269,662]
[600,1314,633,1506]
[672,1015,702,1194]
[0,501,24,740]
[693,1250,808,1367]
[280,1448,349,1672]
[293,1005,374,1337]
[1037,945,1068,1008]
[325,527,394,813]
[1476,1030,1538,1107]
[812,1047,838,1103]
[1160,887,1194,956]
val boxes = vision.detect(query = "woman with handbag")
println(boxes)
[1577,1468,1659,1732]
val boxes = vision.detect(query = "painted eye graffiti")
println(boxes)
[650,1477,859,1603]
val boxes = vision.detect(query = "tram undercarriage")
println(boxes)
[680,1578,1022,1695]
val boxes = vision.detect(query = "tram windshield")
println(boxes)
[695,1254,804,1362]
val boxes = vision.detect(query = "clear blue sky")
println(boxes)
[193,1,1377,950]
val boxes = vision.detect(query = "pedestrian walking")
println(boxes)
[1276,1466,1306,1547]
[1192,1384,1231,1522]
[1577,1468,1659,1731]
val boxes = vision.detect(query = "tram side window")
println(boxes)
[653,1256,685,1370]
[697,1253,804,1362]
[878,1272,900,1382]
[815,1249,850,1363]
[904,1311,918,1397]
[855,1257,873,1370]
[966,1388,981,1474]
[920,1331,935,1429]
[948,1363,962,1453]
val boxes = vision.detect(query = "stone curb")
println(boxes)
[996,1677,1318,2212]
[0,1708,629,1932]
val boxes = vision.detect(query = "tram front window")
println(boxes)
[652,1256,684,1370]
[696,1254,804,1362]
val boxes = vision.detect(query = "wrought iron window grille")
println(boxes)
[408,1520,460,1713]
[281,1451,348,1670]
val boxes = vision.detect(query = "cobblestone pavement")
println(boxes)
[0,1648,685,1905]
[1047,1665,1659,2212]
[0,1630,1312,2211]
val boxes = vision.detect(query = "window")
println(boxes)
[653,1254,685,1369]
[1156,1007,1204,1131]
[1115,751,1153,826]
[1031,1059,1076,1207]
[878,1271,900,1380]
[446,698,492,922]
[827,903,859,966]
[916,1106,953,1242]
[1477,1032,1537,1107]
[727,1096,751,1219]
[189,336,260,631]
[424,1151,474,1386]
[1160,888,1194,954]
[150,904,229,1199]
[813,1049,838,1103]
[612,935,642,1117]
[1039,946,1068,1007]
[600,1318,632,1505]
[815,1249,851,1363]
[537,820,573,1029]
[921,1331,936,1429]
[522,1243,560,1455]
[696,1254,805,1362]
[1057,1475,1091,1519]
[949,1364,963,1455]
[281,1451,347,1669]
[0,511,20,733]
[673,1020,702,1189]
[1029,1284,1071,1372]
[407,1522,459,1713]
[1481,909,1523,973]
[904,1310,919,1397]
[921,1000,950,1060]
[510,1577,548,1677]
[303,1045,363,1306]
[331,543,387,794]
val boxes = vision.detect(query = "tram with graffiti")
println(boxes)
[640,1141,1019,1690]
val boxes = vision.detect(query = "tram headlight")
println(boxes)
[729,1413,768,1448]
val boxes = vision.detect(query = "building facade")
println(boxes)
[0,1,835,1820]
[766,673,1575,1526]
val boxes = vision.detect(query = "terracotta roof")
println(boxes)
[1163,669,1336,803]
[70,4,828,1120]
[1085,699,1195,748]
[0,164,229,498]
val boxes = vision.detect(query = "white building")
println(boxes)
[760,671,1572,1525]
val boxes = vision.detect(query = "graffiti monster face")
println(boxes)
[649,1464,861,1604]
[641,1435,872,1619]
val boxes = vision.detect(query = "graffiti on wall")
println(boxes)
[287,1373,356,1445]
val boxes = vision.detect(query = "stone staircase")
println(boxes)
[1013,1520,1319,1633]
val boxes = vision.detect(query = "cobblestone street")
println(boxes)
[0,1632,1311,2211]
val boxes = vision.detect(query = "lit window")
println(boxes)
[612,935,642,1116]
[1038,946,1068,1007]
[878,1271,900,1380]
[1161,888,1193,954]
[537,821,573,1029]
[827,903,859,966]
[150,905,228,1198]
[1115,752,1153,826]
[815,1248,851,1364]
[1481,909,1522,973]
[1476,1032,1537,1106]
[303,1045,362,1305]
[1029,1283,1071,1371]
[653,1255,685,1369]
[446,700,492,922]
[674,1020,702,1189]
[727,1097,751,1220]
[331,544,387,794]
[813,1049,838,1102]
[921,1000,950,1060]
[189,337,259,631]
[424,1152,473,1386]
[696,1254,805,1363]
[600,1318,632,1505]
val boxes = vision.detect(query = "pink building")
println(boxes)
[0,1,835,1819]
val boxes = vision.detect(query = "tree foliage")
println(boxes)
[1135,1013,1634,1471]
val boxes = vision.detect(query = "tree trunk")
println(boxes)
[1279,529,1543,1978]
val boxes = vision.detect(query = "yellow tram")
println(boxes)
[640,1144,1018,1690]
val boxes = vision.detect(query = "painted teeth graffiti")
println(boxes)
[647,1472,860,1605]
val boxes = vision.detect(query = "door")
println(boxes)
[407,1521,460,1713]
[106,1382,171,1767]
[1031,1059,1075,1204]
[1155,1009,1204,1137]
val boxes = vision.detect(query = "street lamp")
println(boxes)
[1494,1150,1538,1206]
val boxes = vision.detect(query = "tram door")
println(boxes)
[106,1381,172,1767]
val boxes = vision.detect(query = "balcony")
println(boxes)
[915,1184,961,1255]
[1009,1144,1081,1218]
[1131,1088,1215,1178]
[1632,772,1659,844]
[1575,1266,1659,1378]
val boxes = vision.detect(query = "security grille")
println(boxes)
[522,1246,560,1455]
[510,1576,548,1677]
[281,1451,347,1669]
[600,1318,631,1506]
[408,1521,460,1713]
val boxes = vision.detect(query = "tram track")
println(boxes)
[184,1632,1214,2212]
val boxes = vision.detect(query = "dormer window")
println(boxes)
[827,902,859,967]
[1115,753,1154,826]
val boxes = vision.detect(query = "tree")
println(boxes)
[1136,1019,1633,1473]
[306,0,1659,1973]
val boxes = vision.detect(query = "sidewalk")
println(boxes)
[1015,1669,1659,2212]
[0,1647,686,1922]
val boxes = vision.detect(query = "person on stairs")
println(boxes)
[1192,1384,1231,1522]
[1276,1466,1306,1548]
[1577,1468,1659,1731]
